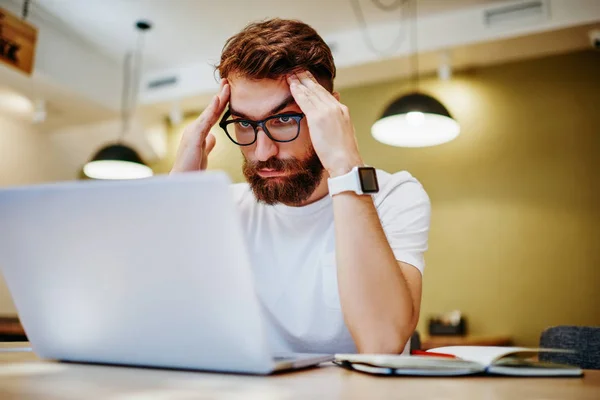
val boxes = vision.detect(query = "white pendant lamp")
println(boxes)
[83,21,154,180]
[371,93,460,147]
[371,0,460,147]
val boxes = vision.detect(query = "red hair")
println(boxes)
[217,18,335,91]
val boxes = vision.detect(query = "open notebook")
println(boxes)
[335,346,583,377]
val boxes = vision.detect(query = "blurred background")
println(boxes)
[0,0,598,347]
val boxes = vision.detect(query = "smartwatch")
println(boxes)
[327,166,379,196]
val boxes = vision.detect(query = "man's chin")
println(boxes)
[247,173,318,206]
[242,150,325,205]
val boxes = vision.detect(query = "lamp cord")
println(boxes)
[411,0,419,92]
[119,52,133,141]
[22,0,30,20]
[130,30,146,125]
[350,0,409,57]
[120,25,147,141]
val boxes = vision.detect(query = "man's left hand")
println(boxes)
[287,71,363,177]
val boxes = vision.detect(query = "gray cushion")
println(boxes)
[539,325,600,369]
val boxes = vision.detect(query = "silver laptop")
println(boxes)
[0,171,332,374]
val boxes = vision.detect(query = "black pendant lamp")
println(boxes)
[83,21,154,180]
[83,143,152,180]
[371,1,460,147]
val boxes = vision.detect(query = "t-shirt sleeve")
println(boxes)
[375,174,431,274]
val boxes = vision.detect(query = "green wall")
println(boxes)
[156,50,600,346]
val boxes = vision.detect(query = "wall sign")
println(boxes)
[0,7,37,75]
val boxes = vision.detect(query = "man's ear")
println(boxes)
[333,91,341,101]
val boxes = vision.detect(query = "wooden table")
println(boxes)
[421,334,513,350]
[1,343,598,399]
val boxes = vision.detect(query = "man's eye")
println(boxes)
[275,116,293,124]
[238,121,251,128]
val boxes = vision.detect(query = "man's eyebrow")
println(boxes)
[229,95,296,120]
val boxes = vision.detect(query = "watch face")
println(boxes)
[358,167,379,193]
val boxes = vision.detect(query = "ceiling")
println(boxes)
[27,0,503,71]
[0,60,115,131]
[0,0,597,138]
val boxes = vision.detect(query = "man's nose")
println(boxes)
[254,127,278,162]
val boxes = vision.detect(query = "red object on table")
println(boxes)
[411,350,457,358]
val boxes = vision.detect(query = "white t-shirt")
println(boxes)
[231,169,431,354]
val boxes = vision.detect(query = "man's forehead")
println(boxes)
[228,77,297,119]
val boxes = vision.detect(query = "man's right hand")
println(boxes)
[170,79,230,174]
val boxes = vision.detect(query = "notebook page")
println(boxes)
[427,346,532,366]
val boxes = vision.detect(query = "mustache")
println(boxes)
[245,157,306,173]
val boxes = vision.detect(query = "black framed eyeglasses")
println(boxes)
[219,110,305,146]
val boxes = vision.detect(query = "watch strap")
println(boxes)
[328,166,362,196]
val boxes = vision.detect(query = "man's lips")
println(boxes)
[257,169,289,178]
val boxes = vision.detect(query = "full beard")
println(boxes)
[242,146,325,206]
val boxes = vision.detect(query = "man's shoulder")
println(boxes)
[375,169,417,186]
[374,169,429,207]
